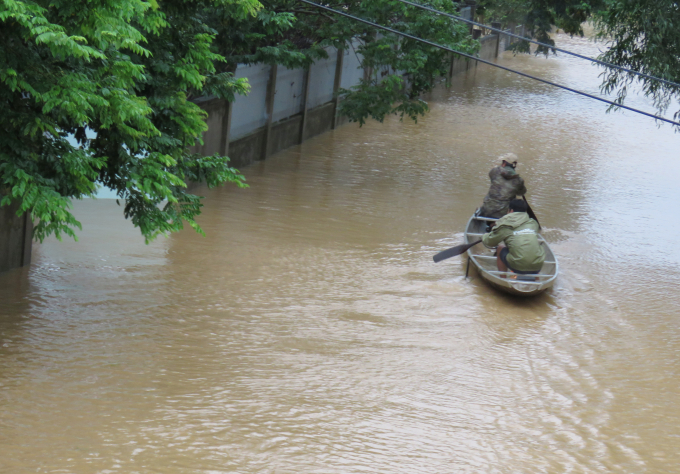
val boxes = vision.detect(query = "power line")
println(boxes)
[397,0,680,90]
[297,0,680,128]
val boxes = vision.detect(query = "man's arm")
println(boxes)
[482,224,511,248]
[517,178,527,196]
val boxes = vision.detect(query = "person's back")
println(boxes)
[479,154,527,218]
[482,200,545,274]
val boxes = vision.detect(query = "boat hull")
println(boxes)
[464,213,558,297]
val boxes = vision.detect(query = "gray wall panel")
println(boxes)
[307,48,337,109]
[231,63,270,140]
[273,66,305,123]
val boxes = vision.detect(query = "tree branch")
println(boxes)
[288,9,338,22]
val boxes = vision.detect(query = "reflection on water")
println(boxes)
[1,33,679,473]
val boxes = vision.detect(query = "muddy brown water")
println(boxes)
[2,34,680,473]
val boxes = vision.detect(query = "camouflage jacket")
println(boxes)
[479,165,527,218]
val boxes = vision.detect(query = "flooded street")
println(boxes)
[2,33,680,473]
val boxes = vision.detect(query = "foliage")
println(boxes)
[0,0,256,242]
[480,0,680,123]
[1,0,477,242]
[594,0,680,120]
[291,0,478,125]
[479,0,602,54]
[212,0,478,125]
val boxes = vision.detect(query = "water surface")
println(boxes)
[1,34,679,473]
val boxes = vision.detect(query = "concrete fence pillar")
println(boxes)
[465,0,477,36]
[220,100,233,158]
[262,64,278,160]
[222,64,237,157]
[0,199,33,273]
[363,64,373,83]
[299,66,312,143]
[363,32,376,83]
[506,23,515,47]
[491,22,502,58]
[448,53,454,81]
[332,48,344,130]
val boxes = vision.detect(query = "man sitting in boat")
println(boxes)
[482,199,545,276]
[478,154,527,218]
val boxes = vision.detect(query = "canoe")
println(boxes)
[464,212,558,296]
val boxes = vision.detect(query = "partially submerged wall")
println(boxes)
[0,200,32,273]
[191,33,504,170]
[190,45,360,169]
[451,34,498,77]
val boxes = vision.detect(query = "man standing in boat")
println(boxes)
[482,199,545,276]
[478,153,527,218]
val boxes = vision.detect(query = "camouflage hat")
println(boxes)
[499,152,518,168]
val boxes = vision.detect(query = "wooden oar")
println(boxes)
[433,239,482,263]
[522,195,541,230]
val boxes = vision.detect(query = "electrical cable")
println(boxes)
[397,0,680,90]
[297,0,680,127]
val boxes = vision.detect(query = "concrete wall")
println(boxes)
[479,34,499,59]
[231,63,270,141]
[450,34,502,77]
[272,66,306,123]
[189,47,348,168]
[0,199,32,273]
[192,97,229,158]
[340,41,365,90]
[191,33,503,170]
[307,48,337,109]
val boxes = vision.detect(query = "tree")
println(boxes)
[305,0,477,125]
[478,0,602,54]
[595,0,680,120]
[479,0,680,123]
[0,0,257,243]
[1,0,478,243]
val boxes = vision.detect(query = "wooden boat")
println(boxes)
[464,212,558,296]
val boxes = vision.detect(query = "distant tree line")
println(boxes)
[477,0,680,119]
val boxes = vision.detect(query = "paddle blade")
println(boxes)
[433,240,482,263]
